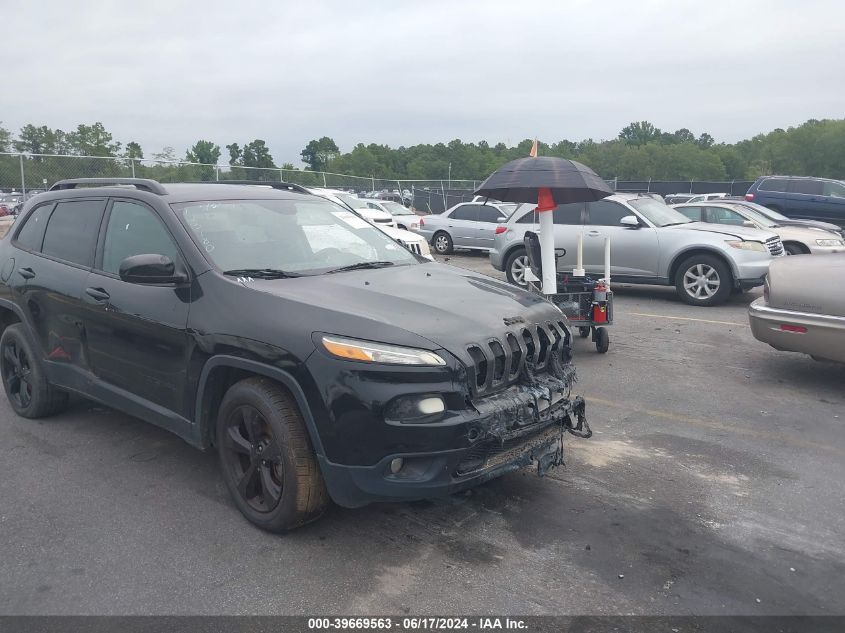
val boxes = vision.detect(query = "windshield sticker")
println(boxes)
[332,211,370,229]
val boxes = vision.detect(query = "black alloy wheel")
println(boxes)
[220,404,285,513]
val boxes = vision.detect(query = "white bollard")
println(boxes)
[573,232,585,277]
[604,236,611,284]
[539,210,557,295]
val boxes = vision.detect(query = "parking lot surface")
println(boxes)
[1,252,843,615]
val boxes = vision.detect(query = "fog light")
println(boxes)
[389,458,404,474]
[417,396,445,415]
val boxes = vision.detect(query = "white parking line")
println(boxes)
[625,312,749,327]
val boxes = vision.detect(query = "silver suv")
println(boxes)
[490,194,783,306]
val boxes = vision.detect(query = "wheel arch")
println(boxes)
[782,240,810,255]
[194,355,325,457]
[0,298,25,335]
[668,247,736,285]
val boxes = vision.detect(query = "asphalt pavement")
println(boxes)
[1,252,843,615]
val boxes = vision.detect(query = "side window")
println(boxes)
[14,203,54,251]
[586,200,629,226]
[759,178,787,192]
[552,202,584,225]
[450,205,479,221]
[789,179,823,195]
[41,199,106,267]
[517,208,538,224]
[677,206,703,221]
[477,206,503,223]
[706,206,745,225]
[102,201,181,275]
[823,180,845,198]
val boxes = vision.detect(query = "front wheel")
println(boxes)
[217,377,328,532]
[783,242,805,256]
[594,327,610,353]
[432,232,453,255]
[505,249,530,287]
[674,255,732,306]
[578,327,591,338]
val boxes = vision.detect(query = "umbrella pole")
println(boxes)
[539,209,557,295]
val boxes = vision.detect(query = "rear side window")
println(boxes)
[789,179,823,195]
[15,203,54,251]
[101,201,181,275]
[587,200,630,226]
[516,203,584,225]
[759,178,787,192]
[477,206,504,223]
[823,180,845,198]
[41,199,106,267]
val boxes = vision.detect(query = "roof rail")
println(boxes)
[195,180,313,195]
[49,178,168,195]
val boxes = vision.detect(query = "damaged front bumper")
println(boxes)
[318,371,590,508]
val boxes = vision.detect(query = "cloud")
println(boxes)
[2,0,843,166]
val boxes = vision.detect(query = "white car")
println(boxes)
[685,192,729,204]
[363,199,421,231]
[307,188,432,260]
[674,201,844,255]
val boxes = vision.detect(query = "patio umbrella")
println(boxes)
[473,156,613,295]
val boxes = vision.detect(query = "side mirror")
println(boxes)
[119,254,187,285]
[742,220,756,228]
[496,217,507,223]
[620,215,640,228]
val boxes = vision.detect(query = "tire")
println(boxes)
[594,327,610,353]
[0,324,68,418]
[674,254,732,306]
[216,376,328,532]
[783,242,806,256]
[505,248,530,287]
[432,231,453,255]
[578,327,591,339]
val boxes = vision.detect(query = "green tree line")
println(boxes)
[2,118,844,188]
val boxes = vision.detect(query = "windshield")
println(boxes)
[745,201,788,221]
[723,204,778,228]
[173,198,418,275]
[381,201,413,215]
[629,198,691,227]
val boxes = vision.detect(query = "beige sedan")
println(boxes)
[749,255,845,363]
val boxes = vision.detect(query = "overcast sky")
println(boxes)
[2,0,844,166]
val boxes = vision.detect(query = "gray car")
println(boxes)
[415,201,519,254]
[490,193,783,306]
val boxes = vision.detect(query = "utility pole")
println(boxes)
[448,163,452,190]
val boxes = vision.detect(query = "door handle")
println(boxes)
[85,287,110,302]
[586,230,601,236]
[17,267,35,279]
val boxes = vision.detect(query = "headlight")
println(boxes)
[816,239,843,246]
[726,240,766,252]
[418,239,431,256]
[321,335,446,366]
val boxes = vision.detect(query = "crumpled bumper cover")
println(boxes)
[318,366,589,508]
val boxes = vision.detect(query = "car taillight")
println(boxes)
[780,324,807,333]
[419,218,424,227]
[495,226,508,234]
[745,193,754,201]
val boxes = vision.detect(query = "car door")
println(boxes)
[445,204,480,247]
[475,204,507,250]
[12,198,106,370]
[785,178,824,219]
[81,198,191,418]
[583,200,659,278]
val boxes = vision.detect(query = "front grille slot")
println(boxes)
[455,423,560,476]
[465,321,570,396]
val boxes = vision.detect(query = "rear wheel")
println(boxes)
[433,232,453,255]
[0,324,68,418]
[217,377,328,532]
[505,248,530,287]
[674,255,732,306]
[578,327,591,338]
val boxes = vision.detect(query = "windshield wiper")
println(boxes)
[325,261,395,274]
[662,221,691,226]
[222,268,302,279]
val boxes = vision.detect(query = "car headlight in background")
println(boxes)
[321,335,446,366]
[816,239,843,246]
[726,240,767,252]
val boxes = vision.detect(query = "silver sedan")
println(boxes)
[415,202,518,255]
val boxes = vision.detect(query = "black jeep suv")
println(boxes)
[0,178,588,531]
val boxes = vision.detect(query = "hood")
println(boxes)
[767,254,845,317]
[775,225,843,242]
[667,221,777,241]
[358,208,393,222]
[247,263,562,361]
[775,219,845,237]
[378,225,422,243]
